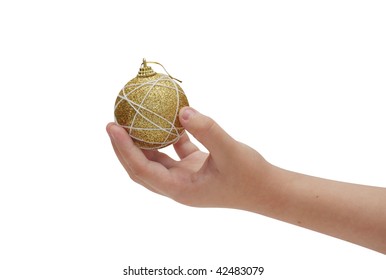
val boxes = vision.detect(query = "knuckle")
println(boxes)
[131,168,144,178]
[130,163,148,178]
[204,117,217,132]
[197,117,217,140]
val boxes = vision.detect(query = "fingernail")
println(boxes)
[181,107,197,121]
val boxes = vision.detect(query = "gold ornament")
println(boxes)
[114,59,189,150]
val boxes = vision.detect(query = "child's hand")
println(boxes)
[107,106,386,254]
[106,107,272,209]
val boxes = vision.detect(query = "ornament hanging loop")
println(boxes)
[140,58,182,83]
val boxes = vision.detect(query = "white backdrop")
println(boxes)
[0,1,385,279]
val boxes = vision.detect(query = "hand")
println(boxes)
[107,107,386,253]
[106,107,272,209]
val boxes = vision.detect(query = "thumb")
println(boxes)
[179,107,236,156]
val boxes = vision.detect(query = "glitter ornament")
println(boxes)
[114,59,189,150]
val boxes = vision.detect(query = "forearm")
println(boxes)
[242,165,386,254]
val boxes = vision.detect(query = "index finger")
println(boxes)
[106,123,173,191]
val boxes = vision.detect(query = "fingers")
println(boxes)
[173,132,199,159]
[106,123,171,193]
[142,149,177,169]
[107,123,159,193]
[108,130,159,193]
[179,107,237,160]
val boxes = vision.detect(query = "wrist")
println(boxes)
[238,163,296,218]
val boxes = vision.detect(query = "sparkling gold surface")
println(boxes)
[114,72,189,150]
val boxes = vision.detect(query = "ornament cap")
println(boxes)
[136,58,182,83]
[137,58,156,78]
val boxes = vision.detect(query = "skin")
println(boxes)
[107,106,386,254]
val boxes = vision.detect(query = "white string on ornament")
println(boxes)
[117,77,179,136]
[115,76,175,132]
[114,78,181,110]
[125,127,183,131]
[128,133,180,147]
[128,75,160,135]
[115,74,185,149]
[119,96,177,135]
[117,75,184,148]
[115,80,182,110]
[115,77,183,109]
[117,98,178,136]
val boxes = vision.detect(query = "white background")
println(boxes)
[0,0,385,279]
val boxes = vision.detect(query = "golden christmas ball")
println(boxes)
[114,59,189,150]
